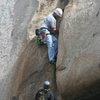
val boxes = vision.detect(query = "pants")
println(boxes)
[46,34,58,62]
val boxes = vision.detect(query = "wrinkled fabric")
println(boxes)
[46,34,58,61]
[40,29,58,62]
[41,13,56,29]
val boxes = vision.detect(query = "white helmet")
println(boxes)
[43,81,51,89]
[53,8,63,17]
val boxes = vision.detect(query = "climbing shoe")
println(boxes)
[49,60,56,64]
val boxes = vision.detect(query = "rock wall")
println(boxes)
[10,0,60,100]
[11,41,57,100]
[1,0,100,100]
[0,0,38,100]
[57,0,100,99]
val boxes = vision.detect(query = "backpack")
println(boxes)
[35,29,40,36]
[35,29,44,45]
[38,91,45,100]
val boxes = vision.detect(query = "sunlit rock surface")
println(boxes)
[0,0,38,100]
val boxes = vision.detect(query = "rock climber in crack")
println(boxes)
[39,8,63,64]
[35,81,55,100]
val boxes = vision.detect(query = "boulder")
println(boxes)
[57,0,100,99]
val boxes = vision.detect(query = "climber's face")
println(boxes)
[53,12,61,20]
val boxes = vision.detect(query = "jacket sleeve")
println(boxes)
[50,92,56,100]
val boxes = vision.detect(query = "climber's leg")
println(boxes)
[52,35,58,59]
[46,34,56,63]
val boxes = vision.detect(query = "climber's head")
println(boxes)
[53,8,63,19]
[43,81,51,90]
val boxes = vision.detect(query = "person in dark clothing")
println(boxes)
[35,81,55,100]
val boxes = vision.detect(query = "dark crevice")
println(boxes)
[96,11,99,17]
[54,1,70,100]
[53,64,57,95]
[57,0,69,9]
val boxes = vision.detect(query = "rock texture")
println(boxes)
[0,0,38,100]
[57,0,100,99]
[1,0,100,100]
[11,40,57,100]
[10,0,61,100]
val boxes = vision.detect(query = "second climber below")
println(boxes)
[39,8,63,64]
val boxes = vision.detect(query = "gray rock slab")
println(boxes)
[57,0,100,99]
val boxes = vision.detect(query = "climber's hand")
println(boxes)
[42,32,46,40]
[51,28,59,34]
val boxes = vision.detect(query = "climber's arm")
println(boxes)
[51,28,59,34]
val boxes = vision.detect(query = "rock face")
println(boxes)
[11,40,57,100]
[1,0,100,100]
[0,0,38,100]
[10,0,60,100]
[57,0,100,99]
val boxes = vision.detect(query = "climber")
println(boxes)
[39,8,63,64]
[35,81,55,100]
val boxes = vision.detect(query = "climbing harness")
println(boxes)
[38,91,45,100]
